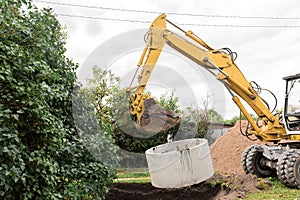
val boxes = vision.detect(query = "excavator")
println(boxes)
[126,14,300,188]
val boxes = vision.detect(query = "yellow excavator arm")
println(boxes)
[127,14,300,142]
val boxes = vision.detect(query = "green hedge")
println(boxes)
[0,1,115,199]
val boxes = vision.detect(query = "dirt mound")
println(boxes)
[210,120,262,175]
[106,174,263,200]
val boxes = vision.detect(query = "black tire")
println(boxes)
[277,149,300,188]
[295,155,300,186]
[241,145,257,174]
[245,145,275,177]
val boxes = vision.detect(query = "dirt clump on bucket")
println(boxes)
[136,98,181,134]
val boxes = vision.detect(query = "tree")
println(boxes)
[86,66,120,125]
[0,1,115,199]
[84,68,182,153]
[224,112,256,125]
[156,91,181,113]
[176,94,224,141]
[208,109,224,123]
[177,106,210,139]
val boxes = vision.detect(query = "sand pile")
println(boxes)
[210,120,262,174]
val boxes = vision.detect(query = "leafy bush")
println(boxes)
[0,1,115,199]
[224,113,256,125]
[83,67,181,153]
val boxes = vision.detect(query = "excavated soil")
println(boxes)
[106,174,262,200]
[106,121,269,200]
[210,120,262,175]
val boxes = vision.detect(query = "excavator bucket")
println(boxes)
[135,98,181,134]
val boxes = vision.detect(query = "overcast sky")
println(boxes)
[34,0,300,119]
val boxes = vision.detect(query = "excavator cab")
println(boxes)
[283,73,300,132]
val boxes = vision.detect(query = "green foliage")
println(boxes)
[110,90,180,153]
[84,68,182,153]
[80,67,120,164]
[255,178,271,190]
[172,93,225,144]
[155,91,181,113]
[86,66,120,125]
[224,115,246,125]
[183,106,210,138]
[208,179,232,189]
[0,1,115,199]
[178,106,223,140]
[208,109,224,123]
[224,113,256,125]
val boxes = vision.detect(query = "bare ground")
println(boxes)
[106,173,262,200]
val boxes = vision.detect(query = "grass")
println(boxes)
[243,178,300,200]
[114,168,151,184]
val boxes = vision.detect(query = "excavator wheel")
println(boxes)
[241,145,257,174]
[135,98,181,134]
[242,145,275,178]
[277,149,300,188]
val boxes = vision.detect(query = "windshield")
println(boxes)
[286,79,300,115]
